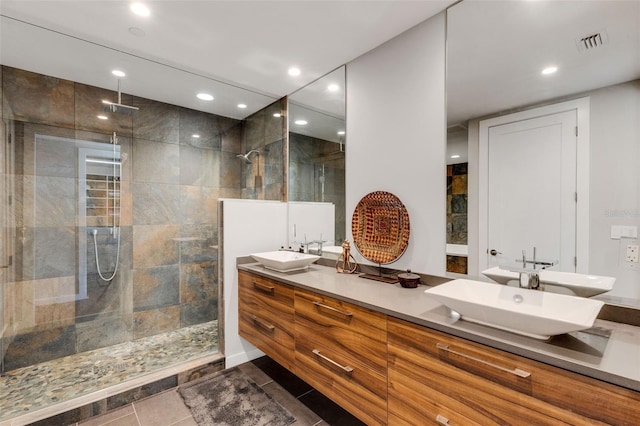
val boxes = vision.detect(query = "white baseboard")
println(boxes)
[225,348,265,368]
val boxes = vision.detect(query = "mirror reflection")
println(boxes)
[288,66,346,247]
[446,1,640,305]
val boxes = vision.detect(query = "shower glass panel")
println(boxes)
[32,134,123,305]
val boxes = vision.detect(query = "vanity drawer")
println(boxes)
[295,332,388,426]
[238,271,294,369]
[294,289,387,374]
[239,271,294,310]
[388,317,640,425]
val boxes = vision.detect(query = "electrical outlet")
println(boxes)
[626,244,639,263]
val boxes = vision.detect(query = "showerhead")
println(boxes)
[101,77,139,115]
[236,150,260,163]
[102,100,139,115]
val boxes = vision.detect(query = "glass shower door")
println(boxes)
[1,119,16,375]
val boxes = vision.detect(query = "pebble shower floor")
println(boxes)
[0,321,219,423]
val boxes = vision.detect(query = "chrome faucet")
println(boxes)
[514,247,555,290]
[303,234,325,256]
[519,270,541,290]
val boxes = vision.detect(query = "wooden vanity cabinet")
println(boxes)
[294,289,388,426]
[238,270,640,426]
[238,271,295,370]
[388,317,640,425]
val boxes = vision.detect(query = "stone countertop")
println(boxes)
[238,262,640,393]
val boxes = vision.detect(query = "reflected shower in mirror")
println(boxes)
[288,66,346,246]
[446,1,640,305]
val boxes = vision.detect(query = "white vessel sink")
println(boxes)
[424,279,605,340]
[251,251,320,272]
[481,266,615,297]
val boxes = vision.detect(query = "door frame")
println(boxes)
[478,97,590,273]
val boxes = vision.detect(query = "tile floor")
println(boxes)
[73,356,365,426]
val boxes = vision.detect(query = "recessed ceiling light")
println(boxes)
[288,67,301,77]
[337,131,345,135]
[197,93,214,101]
[328,84,340,92]
[273,113,281,118]
[541,66,558,75]
[130,2,150,17]
[192,134,200,138]
[294,120,308,125]
[97,115,108,120]
[112,70,126,77]
[237,103,247,109]
[451,154,461,159]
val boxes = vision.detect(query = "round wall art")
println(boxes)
[351,190,410,265]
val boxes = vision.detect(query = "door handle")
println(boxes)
[489,249,502,256]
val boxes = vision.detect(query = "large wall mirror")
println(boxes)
[446,1,640,305]
[288,66,346,247]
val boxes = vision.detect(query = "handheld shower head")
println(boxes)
[236,150,260,163]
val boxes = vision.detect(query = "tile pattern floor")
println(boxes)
[73,356,365,426]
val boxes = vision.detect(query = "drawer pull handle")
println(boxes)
[252,315,275,332]
[312,301,353,318]
[253,281,275,294]
[436,343,531,378]
[436,414,450,425]
[312,349,354,373]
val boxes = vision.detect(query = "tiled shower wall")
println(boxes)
[289,132,345,243]
[0,65,260,371]
[240,98,287,201]
[446,162,468,273]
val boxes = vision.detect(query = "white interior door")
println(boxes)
[484,110,577,272]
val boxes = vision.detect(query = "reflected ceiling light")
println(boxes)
[337,131,345,135]
[288,67,301,76]
[451,154,460,159]
[328,84,340,92]
[541,66,558,75]
[111,70,126,77]
[197,93,214,101]
[273,113,281,118]
[97,115,108,120]
[294,120,308,125]
[192,134,200,138]
[237,103,247,109]
[130,2,150,17]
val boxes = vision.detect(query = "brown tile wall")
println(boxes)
[446,162,468,273]
[289,132,346,243]
[240,98,287,201]
[0,65,276,371]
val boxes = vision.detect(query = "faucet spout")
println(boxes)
[519,271,541,290]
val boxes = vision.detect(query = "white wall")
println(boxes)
[588,81,640,300]
[220,199,287,367]
[288,201,335,249]
[346,12,447,275]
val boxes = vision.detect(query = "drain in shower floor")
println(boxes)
[92,362,129,376]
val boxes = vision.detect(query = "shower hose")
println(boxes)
[92,227,121,282]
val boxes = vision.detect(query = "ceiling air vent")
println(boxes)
[576,31,608,52]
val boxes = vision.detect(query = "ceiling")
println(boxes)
[446,0,640,126]
[0,0,454,120]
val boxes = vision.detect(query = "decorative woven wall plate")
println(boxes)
[352,191,410,264]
